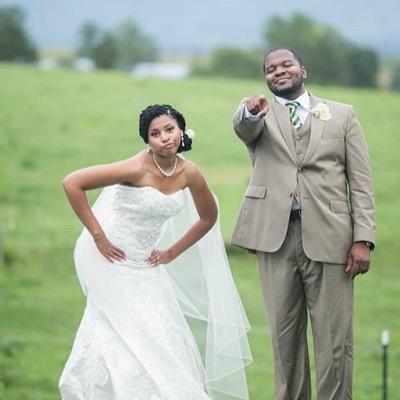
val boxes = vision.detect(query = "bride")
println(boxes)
[59,104,252,399]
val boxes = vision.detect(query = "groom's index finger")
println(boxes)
[256,95,269,117]
[256,94,267,105]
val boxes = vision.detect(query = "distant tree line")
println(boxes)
[192,48,262,80]
[77,20,159,69]
[3,5,400,91]
[0,5,158,70]
[194,12,380,88]
[77,20,159,70]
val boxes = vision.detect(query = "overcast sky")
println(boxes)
[2,0,399,57]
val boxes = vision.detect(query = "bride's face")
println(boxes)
[147,114,182,157]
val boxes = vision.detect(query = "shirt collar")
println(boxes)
[275,91,310,111]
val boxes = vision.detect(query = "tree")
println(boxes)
[391,62,400,91]
[311,27,349,84]
[113,20,158,70]
[344,46,378,87]
[0,5,37,61]
[92,33,117,69]
[264,12,378,87]
[78,21,100,59]
[265,13,318,64]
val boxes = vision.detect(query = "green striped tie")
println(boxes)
[285,101,302,131]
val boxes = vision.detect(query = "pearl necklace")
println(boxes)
[151,151,177,178]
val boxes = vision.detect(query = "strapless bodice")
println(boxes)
[106,185,184,267]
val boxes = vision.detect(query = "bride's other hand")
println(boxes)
[146,249,173,266]
[93,233,126,263]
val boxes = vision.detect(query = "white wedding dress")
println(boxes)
[59,185,252,400]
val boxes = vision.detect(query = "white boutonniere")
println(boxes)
[185,128,196,140]
[310,103,332,121]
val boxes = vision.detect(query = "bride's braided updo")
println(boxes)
[139,104,193,153]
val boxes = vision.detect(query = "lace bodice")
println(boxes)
[106,185,184,267]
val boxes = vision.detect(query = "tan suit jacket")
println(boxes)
[231,94,375,264]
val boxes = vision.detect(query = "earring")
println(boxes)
[147,144,151,152]
[181,132,185,147]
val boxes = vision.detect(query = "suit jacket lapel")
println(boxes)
[270,99,298,165]
[303,94,326,164]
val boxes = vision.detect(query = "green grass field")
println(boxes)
[0,64,399,399]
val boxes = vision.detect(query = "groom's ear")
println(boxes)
[302,66,307,80]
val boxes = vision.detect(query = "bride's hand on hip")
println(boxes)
[93,233,126,263]
[146,249,173,267]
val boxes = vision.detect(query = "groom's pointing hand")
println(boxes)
[246,95,269,118]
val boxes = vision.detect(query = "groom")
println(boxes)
[231,47,375,399]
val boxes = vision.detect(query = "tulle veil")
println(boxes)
[74,184,252,399]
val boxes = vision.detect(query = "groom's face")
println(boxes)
[264,49,307,98]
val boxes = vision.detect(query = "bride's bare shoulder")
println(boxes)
[181,159,206,184]
[121,151,148,177]
[180,157,197,173]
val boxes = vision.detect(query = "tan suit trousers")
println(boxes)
[257,217,353,400]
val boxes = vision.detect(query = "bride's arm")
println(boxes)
[147,163,218,265]
[62,158,141,262]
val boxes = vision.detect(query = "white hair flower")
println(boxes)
[185,128,196,140]
[310,103,332,121]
